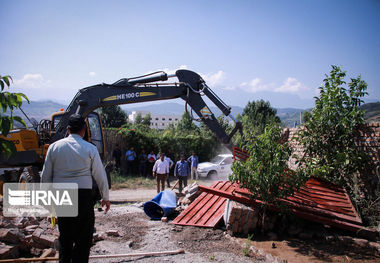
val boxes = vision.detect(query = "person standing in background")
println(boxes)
[152,152,170,193]
[174,154,190,193]
[112,144,122,173]
[138,149,148,177]
[187,152,199,180]
[125,147,136,176]
[147,150,156,177]
[166,149,175,187]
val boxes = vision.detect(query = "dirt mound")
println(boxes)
[171,225,243,255]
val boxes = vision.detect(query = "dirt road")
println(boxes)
[91,204,264,263]
[109,179,214,203]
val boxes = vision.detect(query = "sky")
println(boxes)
[1,0,379,110]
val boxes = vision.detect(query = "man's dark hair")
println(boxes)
[68,114,86,133]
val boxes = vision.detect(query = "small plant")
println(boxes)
[232,124,307,233]
[296,65,368,186]
[208,254,215,261]
[242,234,254,257]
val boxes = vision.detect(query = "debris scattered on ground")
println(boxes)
[105,229,120,237]
[176,182,200,212]
[0,198,58,259]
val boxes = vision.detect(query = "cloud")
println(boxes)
[201,70,226,87]
[14,74,51,89]
[146,65,188,75]
[145,67,226,88]
[275,77,308,93]
[89,72,96,77]
[222,86,237,91]
[239,78,273,93]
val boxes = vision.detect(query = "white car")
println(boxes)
[197,154,233,180]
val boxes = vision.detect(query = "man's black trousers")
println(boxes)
[58,189,94,263]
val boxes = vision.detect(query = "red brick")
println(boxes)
[0,242,19,259]
[0,228,24,244]
[39,235,57,248]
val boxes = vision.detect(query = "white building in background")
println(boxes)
[128,110,182,130]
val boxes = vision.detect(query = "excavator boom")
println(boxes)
[53,70,242,150]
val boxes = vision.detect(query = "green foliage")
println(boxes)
[142,113,151,126]
[134,112,143,125]
[240,99,281,136]
[0,75,29,158]
[296,66,368,186]
[176,111,198,132]
[302,111,312,123]
[231,124,306,206]
[100,105,128,128]
[110,111,222,162]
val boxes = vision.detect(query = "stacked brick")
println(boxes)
[224,200,258,236]
[285,123,380,181]
[356,123,380,176]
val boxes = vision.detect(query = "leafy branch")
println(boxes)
[0,75,29,158]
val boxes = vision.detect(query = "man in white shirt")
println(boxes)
[41,114,110,263]
[152,152,170,193]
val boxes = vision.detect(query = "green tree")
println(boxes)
[302,111,312,123]
[0,75,29,157]
[296,66,368,186]
[231,124,306,232]
[134,112,143,125]
[142,113,151,126]
[241,100,281,135]
[176,111,198,132]
[100,105,128,128]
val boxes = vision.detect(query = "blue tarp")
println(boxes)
[143,190,177,220]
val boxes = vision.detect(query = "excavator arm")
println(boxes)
[52,70,242,151]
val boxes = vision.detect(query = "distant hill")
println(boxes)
[122,102,185,115]
[10,100,66,126]
[12,100,379,128]
[123,102,305,127]
[277,108,310,127]
[362,102,380,123]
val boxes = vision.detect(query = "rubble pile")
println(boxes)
[176,182,200,211]
[0,197,59,259]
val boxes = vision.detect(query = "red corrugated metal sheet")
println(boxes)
[173,178,363,232]
[233,147,249,162]
[172,181,234,227]
[174,147,363,231]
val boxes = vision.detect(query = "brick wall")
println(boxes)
[285,122,380,183]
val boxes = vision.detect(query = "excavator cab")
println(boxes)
[50,111,105,159]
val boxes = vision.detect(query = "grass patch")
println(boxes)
[242,234,253,257]
[111,171,156,189]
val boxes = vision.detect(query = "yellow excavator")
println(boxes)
[0,69,242,192]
